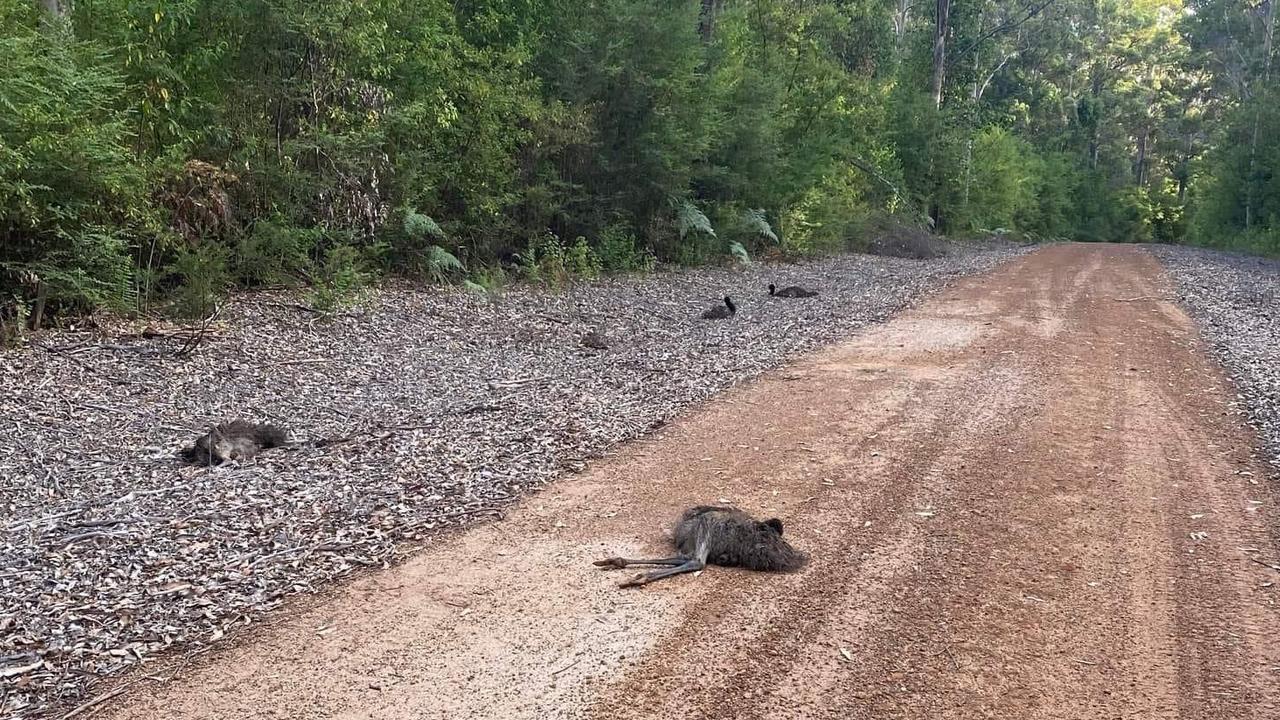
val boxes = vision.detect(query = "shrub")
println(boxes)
[0,28,153,313]
[168,242,230,318]
[518,232,600,286]
[595,224,655,273]
[308,244,372,314]
[964,126,1038,234]
[865,218,950,259]
[234,220,313,286]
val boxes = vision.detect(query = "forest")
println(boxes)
[1,0,1277,328]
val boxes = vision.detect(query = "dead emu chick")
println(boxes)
[700,296,737,320]
[581,327,609,350]
[595,505,807,588]
[768,283,818,298]
[181,420,289,465]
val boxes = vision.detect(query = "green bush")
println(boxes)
[0,24,153,313]
[595,224,656,273]
[235,220,313,286]
[517,232,600,286]
[168,242,230,318]
[467,265,509,294]
[780,167,877,256]
[308,244,372,314]
[964,126,1039,234]
[12,0,1274,322]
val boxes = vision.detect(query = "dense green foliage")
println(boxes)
[2,0,1278,328]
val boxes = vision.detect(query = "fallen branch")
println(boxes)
[1,659,43,679]
[30,342,136,386]
[1247,556,1280,572]
[551,658,581,676]
[65,518,139,530]
[59,686,128,720]
[175,304,223,359]
[268,301,323,315]
[60,530,132,548]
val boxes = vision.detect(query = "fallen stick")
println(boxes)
[551,658,581,676]
[59,530,131,548]
[1246,556,1280,572]
[59,686,128,720]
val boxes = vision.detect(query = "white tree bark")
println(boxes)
[931,0,952,108]
[1245,0,1277,230]
[37,0,70,17]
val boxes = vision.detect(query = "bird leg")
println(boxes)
[616,558,707,588]
[593,555,689,569]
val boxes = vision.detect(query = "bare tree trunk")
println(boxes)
[931,0,951,108]
[894,0,912,51]
[698,0,721,43]
[1087,66,1104,170]
[1177,129,1194,203]
[1135,128,1148,188]
[1245,0,1277,230]
[29,281,47,332]
[964,48,980,212]
[37,0,70,17]
[1176,157,1189,204]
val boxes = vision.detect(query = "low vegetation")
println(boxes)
[2,0,1278,338]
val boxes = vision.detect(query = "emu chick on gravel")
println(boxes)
[181,420,288,465]
[769,283,819,298]
[594,505,807,587]
[701,297,737,320]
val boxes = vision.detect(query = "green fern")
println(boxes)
[404,211,446,241]
[676,200,716,239]
[425,244,464,283]
[728,240,751,265]
[742,209,778,244]
[462,279,489,296]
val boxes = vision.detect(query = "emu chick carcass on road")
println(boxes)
[581,327,609,350]
[181,420,289,465]
[595,505,808,587]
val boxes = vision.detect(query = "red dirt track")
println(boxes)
[99,244,1280,720]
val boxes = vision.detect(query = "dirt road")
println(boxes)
[100,244,1280,719]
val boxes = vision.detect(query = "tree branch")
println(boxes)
[949,0,1058,68]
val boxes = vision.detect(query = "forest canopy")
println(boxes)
[1,0,1277,323]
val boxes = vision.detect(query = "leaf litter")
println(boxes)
[1149,246,1280,474]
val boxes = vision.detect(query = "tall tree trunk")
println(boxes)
[964,46,981,213]
[698,0,721,43]
[1245,0,1277,230]
[1177,129,1194,203]
[894,0,912,53]
[1135,128,1149,188]
[931,0,951,108]
[1176,155,1189,204]
[37,0,70,17]
[29,281,47,331]
[1087,66,1104,170]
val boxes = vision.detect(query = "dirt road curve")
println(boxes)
[100,244,1280,720]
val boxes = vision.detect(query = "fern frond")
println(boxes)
[404,210,446,241]
[462,279,488,295]
[742,208,778,244]
[728,240,751,265]
[426,245,464,274]
[676,200,715,239]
